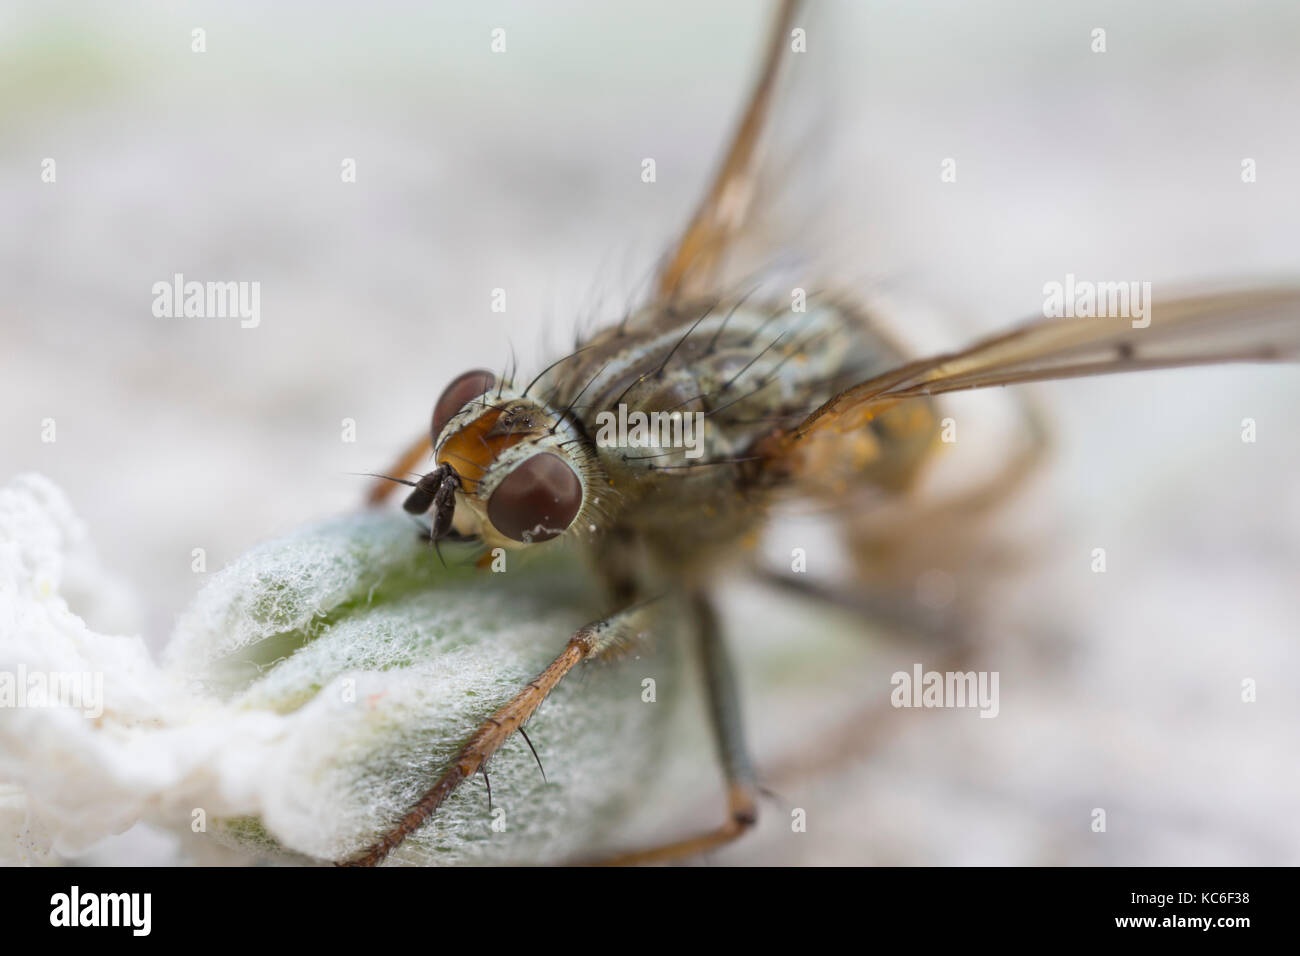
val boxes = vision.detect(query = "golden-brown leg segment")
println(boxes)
[583,594,760,866]
[338,602,659,866]
[590,783,757,866]
[365,431,432,506]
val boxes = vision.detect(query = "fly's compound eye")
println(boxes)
[431,369,497,442]
[487,452,582,543]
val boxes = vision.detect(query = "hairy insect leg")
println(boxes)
[584,594,760,865]
[364,431,432,506]
[742,568,983,803]
[752,398,1049,788]
[337,601,661,866]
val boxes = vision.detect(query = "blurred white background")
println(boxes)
[2,0,1298,864]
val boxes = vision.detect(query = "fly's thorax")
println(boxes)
[432,384,605,550]
[537,297,914,487]
[510,295,942,571]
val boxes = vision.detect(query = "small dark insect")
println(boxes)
[349,0,1300,865]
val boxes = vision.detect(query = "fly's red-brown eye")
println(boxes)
[487,452,582,543]
[431,369,496,442]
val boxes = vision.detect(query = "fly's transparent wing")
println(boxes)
[654,0,851,302]
[650,4,1300,478]
[758,285,1300,470]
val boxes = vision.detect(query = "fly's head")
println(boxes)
[404,369,602,551]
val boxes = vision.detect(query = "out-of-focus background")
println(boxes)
[2,0,1298,864]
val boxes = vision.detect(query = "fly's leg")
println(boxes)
[337,601,660,866]
[364,431,432,506]
[754,391,1045,787]
[583,593,760,865]
[745,568,981,791]
[756,567,959,647]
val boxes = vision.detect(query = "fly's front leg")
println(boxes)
[586,593,760,865]
[364,431,432,506]
[338,600,660,866]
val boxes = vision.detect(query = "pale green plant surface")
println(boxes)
[0,473,690,865]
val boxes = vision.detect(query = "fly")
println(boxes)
[347,0,1300,865]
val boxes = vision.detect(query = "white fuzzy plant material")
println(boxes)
[0,473,690,866]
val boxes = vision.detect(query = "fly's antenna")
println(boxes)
[354,472,419,488]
